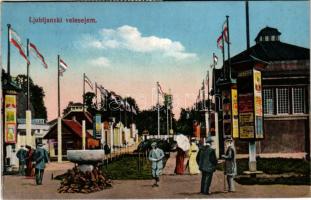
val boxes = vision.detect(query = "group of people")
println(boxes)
[148,136,237,195]
[16,143,49,185]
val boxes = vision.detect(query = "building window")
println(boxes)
[271,35,275,41]
[292,88,305,114]
[265,36,269,41]
[263,88,274,114]
[277,88,289,114]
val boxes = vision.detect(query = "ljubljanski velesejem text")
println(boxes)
[29,17,97,24]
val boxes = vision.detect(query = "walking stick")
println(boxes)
[223,161,226,192]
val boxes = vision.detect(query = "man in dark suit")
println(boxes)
[34,143,49,185]
[196,137,217,195]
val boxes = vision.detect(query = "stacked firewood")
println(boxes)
[58,166,112,193]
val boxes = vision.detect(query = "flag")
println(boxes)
[157,82,164,96]
[29,42,48,68]
[99,85,109,97]
[84,74,93,90]
[131,105,137,115]
[213,54,218,65]
[59,58,68,71]
[217,34,223,49]
[125,101,131,112]
[59,67,65,76]
[9,28,30,64]
[223,21,229,44]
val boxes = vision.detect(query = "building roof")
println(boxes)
[255,26,281,42]
[230,41,310,66]
[62,119,92,138]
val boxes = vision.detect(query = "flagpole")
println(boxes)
[202,80,205,110]
[226,15,231,81]
[26,39,30,110]
[58,55,60,117]
[95,82,98,108]
[157,82,160,137]
[83,73,85,112]
[207,70,210,137]
[222,30,226,80]
[246,0,250,49]
[7,24,11,80]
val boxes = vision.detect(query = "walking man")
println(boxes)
[34,143,49,185]
[16,145,27,176]
[222,137,237,192]
[196,137,217,195]
[148,142,165,187]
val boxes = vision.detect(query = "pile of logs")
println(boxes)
[58,166,112,193]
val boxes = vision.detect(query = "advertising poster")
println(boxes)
[222,90,231,137]
[93,114,102,139]
[253,69,264,138]
[5,95,17,143]
[231,88,239,138]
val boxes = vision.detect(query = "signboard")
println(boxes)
[5,95,17,143]
[237,69,264,140]
[93,114,102,139]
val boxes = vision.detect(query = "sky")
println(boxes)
[1,1,309,121]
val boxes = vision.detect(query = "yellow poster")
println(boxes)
[5,95,17,143]
[231,88,239,138]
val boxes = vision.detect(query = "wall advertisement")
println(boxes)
[5,95,17,143]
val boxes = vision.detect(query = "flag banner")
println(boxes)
[59,58,68,70]
[125,101,131,112]
[99,85,109,97]
[217,34,223,49]
[213,54,218,64]
[9,28,30,64]
[131,105,137,115]
[59,67,65,76]
[223,21,229,43]
[157,82,164,96]
[29,42,48,68]
[84,74,93,90]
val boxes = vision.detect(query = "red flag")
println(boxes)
[9,28,30,64]
[29,42,48,68]
[223,21,229,44]
[217,34,223,49]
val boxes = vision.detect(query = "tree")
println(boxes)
[15,74,47,119]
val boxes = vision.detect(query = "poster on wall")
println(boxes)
[5,95,17,143]
[231,88,239,138]
[253,69,264,138]
[93,114,102,139]
[222,90,232,137]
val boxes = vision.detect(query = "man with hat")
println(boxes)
[221,137,237,192]
[16,145,27,176]
[196,136,217,194]
[148,142,165,187]
[34,143,49,185]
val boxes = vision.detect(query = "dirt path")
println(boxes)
[3,157,310,199]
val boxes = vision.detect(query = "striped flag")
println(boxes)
[125,101,131,112]
[9,27,30,64]
[99,85,109,97]
[59,58,68,71]
[84,74,93,90]
[131,105,137,115]
[29,42,48,68]
[217,34,223,49]
[213,54,218,65]
[223,21,229,44]
[157,82,164,97]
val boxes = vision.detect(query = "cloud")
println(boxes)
[89,57,110,67]
[82,25,197,61]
